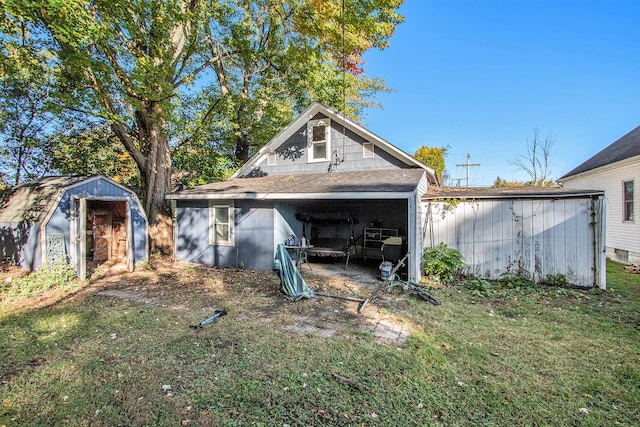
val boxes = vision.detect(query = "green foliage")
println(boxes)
[542,273,570,287]
[498,269,534,290]
[466,277,494,297]
[5,262,80,298]
[413,146,448,181]
[423,243,467,284]
[49,123,140,188]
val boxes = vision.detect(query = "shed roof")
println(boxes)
[0,175,138,224]
[0,176,93,224]
[559,125,640,179]
[167,168,427,200]
[422,186,603,200]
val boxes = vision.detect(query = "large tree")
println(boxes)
[1,0,404,252]
[414,146,448,183]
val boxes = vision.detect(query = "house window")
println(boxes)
[267,152,276,166]
[363,142,374,158]
[615,248,629,263]
[307,119,331,162]
[209,202,234,246]
[623,180,634,221]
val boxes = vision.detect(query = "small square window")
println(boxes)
[363,142,374,158]
[267,152,276,166]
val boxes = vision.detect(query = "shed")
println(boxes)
[0,175,148,279]
[423,186,606,288]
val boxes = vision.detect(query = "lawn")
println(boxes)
[1,258,638,426]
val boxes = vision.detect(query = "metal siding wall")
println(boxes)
[236,200,274,270]
[176,200,275,270]
[49,179,148,266]
[429,198,596,287]
[175,200,213,264]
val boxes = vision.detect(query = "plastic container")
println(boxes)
[379,261,393,280]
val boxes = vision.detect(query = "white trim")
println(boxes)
[208,201,235,246]
[172,191,416,201]
[559,154,640,183]
[363,142,374,158]
[307,118,331,163]
[229,102,437,183]
[267,152,277,166]
[623,179,635,222]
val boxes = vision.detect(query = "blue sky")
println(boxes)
[361,0,640,185]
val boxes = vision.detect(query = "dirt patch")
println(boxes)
[84,257,412,345]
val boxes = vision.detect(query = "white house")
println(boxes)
[558,126,640,265]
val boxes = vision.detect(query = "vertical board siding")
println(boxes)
[49,178,148,267]
[428,198,597,287]
[176,200,274,270]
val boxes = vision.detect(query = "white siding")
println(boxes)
[561,157,640,263]
[428,198,601,287]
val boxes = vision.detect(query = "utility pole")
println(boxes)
[456,153,480,188]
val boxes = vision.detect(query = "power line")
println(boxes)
[455,153,480,187]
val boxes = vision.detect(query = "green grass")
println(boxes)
[1,260,638,426]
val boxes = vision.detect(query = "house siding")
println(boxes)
[427,197,602,287]
[240,118,408,178]
[561,157,640,264]
[175,200,274,270]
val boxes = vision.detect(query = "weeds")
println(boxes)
[4,262,81,298]
[423,243,467,284]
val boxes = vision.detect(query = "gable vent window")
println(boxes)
[209,201,234,246]
[267,152,276,166]
[363,142,374,158]
[623,180,634,222]
[307,119,331,162]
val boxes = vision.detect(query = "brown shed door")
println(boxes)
[93,212,112,261]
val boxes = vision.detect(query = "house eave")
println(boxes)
[559,154,640,182]
[167,191,417,201]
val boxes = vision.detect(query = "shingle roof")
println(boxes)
[422,186,603,200]
[167,168,427,199]
[560,125,640,179]
[0,176,91,224]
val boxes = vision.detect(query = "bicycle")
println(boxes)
[386,273,441,306]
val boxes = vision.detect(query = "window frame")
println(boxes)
[267,151,277,166]
[363,142,374,158]
[307,119,331,163]
[208,201,235,246]
[623,180,634,222]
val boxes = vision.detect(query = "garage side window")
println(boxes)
[623,180,634,222]
[209,202,234,246]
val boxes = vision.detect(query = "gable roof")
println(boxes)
[167,168,427,200]
[0,175,134,224]
[559,125,640,180]
[230,102,437,184]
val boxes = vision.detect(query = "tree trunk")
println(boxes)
[235,133,250,164]
[136,108,173,255]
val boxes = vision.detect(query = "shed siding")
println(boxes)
[428,198,599,287]
[240,120,408,177]
[561,158,640,263]
[175,200,274,270]
[47,179,148,267]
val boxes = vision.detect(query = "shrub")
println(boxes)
[6,262,79,298]
[423,243,467,284]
